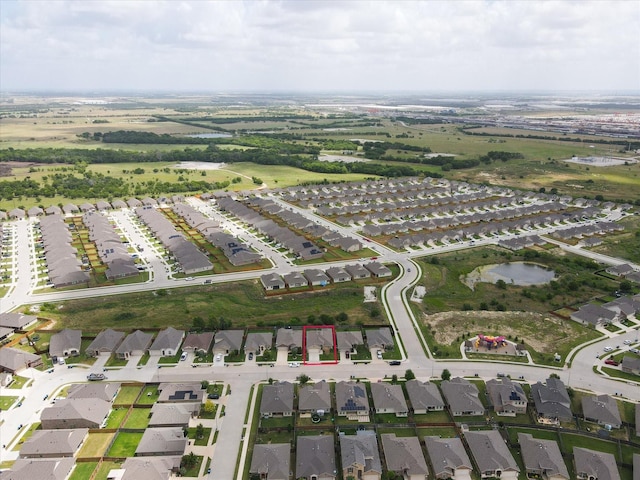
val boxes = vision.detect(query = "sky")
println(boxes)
[1,0,639,93]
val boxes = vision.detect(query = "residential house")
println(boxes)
[213,330,244,354]
[326,266,351,283]
[405,380,445,414]
[423,436,473,480]
[49,329,82,358]
[245,332,273,355]
[260,381,294,417]
[345,263,371,280]
[260,273,286,291]
[605,263,635,277]
[296,435,336,480]
[465,430,519,480]
[113,456,181,480]
[339,430,382,480]
[530,377,573,423]
[364,261,392,278]
[336,331,363,358]
[0,347,43,373]
[303,269,331,286]
[380,434,428,480]
[40,398,111,429]
[370,383,408,417]
[19,429,88,459]
[67,383,120,402]
[85,329,125,357]
[116,330,153,359]
[298,380,331,416]
[249,443,291,480]
[0,372,13,387]
[518,433,569,480]
[1,457,75,480]
[486,378,527,416]
[276,328,303,353]
[573,448,620,480]
[306,328,334,358]
[621,356,640,375]
[181,332,214,355]
[365,328,394,351]
[149,403,200,427]
[44,206,63,216]
[135,428,188,456]
[283,271,307,288]
[582,394,622,428]
[335,381,370,420]
[0,312,38,330]
[157,383,204,403]
[441,377,484,416]
[570,304,617,327]
[149,327,184,357]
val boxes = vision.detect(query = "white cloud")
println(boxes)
[1,0,638,92]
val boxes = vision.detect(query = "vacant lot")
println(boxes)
[421,310,601,364]
[46,280,387,331]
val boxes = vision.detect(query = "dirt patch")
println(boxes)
[422,310,571,353]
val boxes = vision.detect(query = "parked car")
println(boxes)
[376,350,383,359]
[605,359,619,366]
[603,346,613,352]
[288,362,300,368]
[629,348,640,354]
[388,361,401,366]
[623,339,632,345]
[208,393,220,400]
[248,352,253,360]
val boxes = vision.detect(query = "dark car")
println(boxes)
[388,360,401,366]
[605,359,619,366]
[248,352,253,360]
[208,393,220,400]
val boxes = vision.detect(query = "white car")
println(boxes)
[288,362,300,368]
[603,346,613,352]
[623,339,632,345]
[185,277,195,281]
[630,348,640,354]
[376,350,383,359]
[215,354,222,362]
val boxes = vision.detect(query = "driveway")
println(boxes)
[276,347,289,365]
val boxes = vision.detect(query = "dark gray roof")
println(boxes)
[149,327,184,352]
[441,377,484,414]
[518,433,569,480]
[424,436,472,478]
[531,377,572,421]
[49,329,82,357]
[405,380,445,411]
[213,330,244,352]
[370,383,408,413]
[298,381,331,412]
[465,430,519,474]
[275,328,302,349]
[582,395,622,427]
[296,435,336,479]
[250,444,291,480]
[336,330,363,351]
[260,381,294,415]
[245,332,273,352]
[116,330,153,354]
[574,447,620,480]
[365,327,394,349]
[86,329,125,355]
[380,434,428,476]
[335,381,369,414]
[339,431,381,475]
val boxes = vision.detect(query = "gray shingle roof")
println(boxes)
[19,429,88,458]
[370,383,408,413]
[517,433,569,479]
[335,381,370,414]
[260,381,294,415]
[405,380,445,411]
[298,381,331,413]
[1,457,75,480]
[135,428,188,456]
[574,447,621,480]
[582,395,622,427]
[339,431,381,476]
[49,329,82,358]
[381,434,428,476]
[86,329,125,355]
[530,378,572,421]
[441,377,484,415]
[296,435,336,479]
[465,430,519,474]
[250,444,291,480]
[424,436,472,478]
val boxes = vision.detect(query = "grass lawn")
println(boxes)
[105,354,128,367]
[77,432,115,458]
[181,454,204,477]
[105,408,128,429]
[158,351,183,364]
[107,432,144,457]
[7,375,29,389]
[68,462,97,480]
[122,408,151,429]
[200,401,218,419]
[187,427,213,446]
[260,416,294,429]
[137,352,150,366]
[412,410,453,424]
[114,385,142,405]
[138,385,159,404]
[560,432,639,464]
[0,396,18,410]
[93,461,124,480]
[417,426,458,438]
[45,281,388,331]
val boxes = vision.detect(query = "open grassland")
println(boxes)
[590,214,640,264]
[42,280,387,331]
[77,432,115,458]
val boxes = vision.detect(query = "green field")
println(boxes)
[68,462,98,480]
[40,280,387,331]
[107,432,144,457]
[113,386,142,405]
[122,408,151,429]
[0,396,18,410]
[105,408,128,429]
[93,461,124,480]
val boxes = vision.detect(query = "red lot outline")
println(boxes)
[302,325,338,365]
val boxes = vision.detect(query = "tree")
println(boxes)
[201,380,209,390]
[195,423,205,440]
[404,369,415,381]
[391,374,398,384]
[496,279,507,290]
[620,280,633,293]
[297,374,310,385]
[202,400,215,415]
[181,452,197,470]
[441,369,451,381]
[192,316,205,332]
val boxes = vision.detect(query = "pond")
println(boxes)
[463,262,555,289]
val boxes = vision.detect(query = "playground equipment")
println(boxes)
[475,334,508,350]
